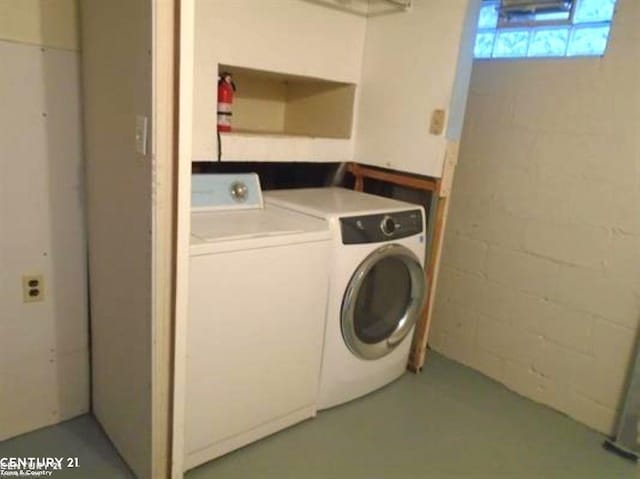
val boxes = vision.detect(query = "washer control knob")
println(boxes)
[380,215,396,236]
[229,181,248,202]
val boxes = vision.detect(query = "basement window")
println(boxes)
[474,0,617,59]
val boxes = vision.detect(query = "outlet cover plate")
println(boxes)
[22,274,44,303]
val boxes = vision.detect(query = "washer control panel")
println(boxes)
[340,209,423,244]
[191,173,263,211]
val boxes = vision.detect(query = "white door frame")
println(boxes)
[171,0,194,477]
[152,0,179,477]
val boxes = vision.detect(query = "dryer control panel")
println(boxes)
[340,209,423,244]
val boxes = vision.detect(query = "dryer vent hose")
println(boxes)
[326,162,348,187]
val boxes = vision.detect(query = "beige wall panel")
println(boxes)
[0,0,78,50]
[80,0,155,477]
[231,71,288,133]
[0,41,88,441]
[354,0,476,177]
[446,0,482,142]
[284,83,356,139]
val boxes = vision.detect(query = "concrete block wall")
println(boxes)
[431,0,640,434]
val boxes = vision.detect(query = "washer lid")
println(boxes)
[191,205,329,244]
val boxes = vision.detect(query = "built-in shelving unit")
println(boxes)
[214,65,357,163]
[222,65,355,138]
[190,0,368,163]
[189,0,478,176]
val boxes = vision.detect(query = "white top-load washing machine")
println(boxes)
[265,187,427,410]
[186,174,330,469]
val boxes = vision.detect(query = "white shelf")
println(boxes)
[193,63,357,163]
[194,131,353,163]
[220,65,356,139]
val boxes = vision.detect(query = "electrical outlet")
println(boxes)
[22,274,44,303]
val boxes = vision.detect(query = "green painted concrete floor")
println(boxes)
[1,353,637,478]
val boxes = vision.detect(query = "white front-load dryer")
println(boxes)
[264,187,427,410]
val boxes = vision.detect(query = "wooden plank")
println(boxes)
[347,162,438,192]
[439,140,459,198]
[408,140,458,370]
[351,162,364,191]
[354,174,364,192]
[408,191,449,372]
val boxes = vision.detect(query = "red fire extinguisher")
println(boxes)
[217,72,235,132]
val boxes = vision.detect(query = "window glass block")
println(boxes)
[528,28,569,57]
[474,31,496,58]
[473,0,615,59]
[535,11,571,22]
[478,2,499,29]
[493,30,530,58]
[567,25,610,55]
[574,0,616,24]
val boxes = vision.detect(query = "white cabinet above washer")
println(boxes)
[212,65,357,163]
[353,0,481,178]
[190,0,366,163]
[187,0,480,178]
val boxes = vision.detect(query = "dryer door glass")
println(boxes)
[341,244,426,360]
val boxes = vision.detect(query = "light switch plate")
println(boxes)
[135,115,148,156]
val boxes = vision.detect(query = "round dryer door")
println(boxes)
[341,244,427,360]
